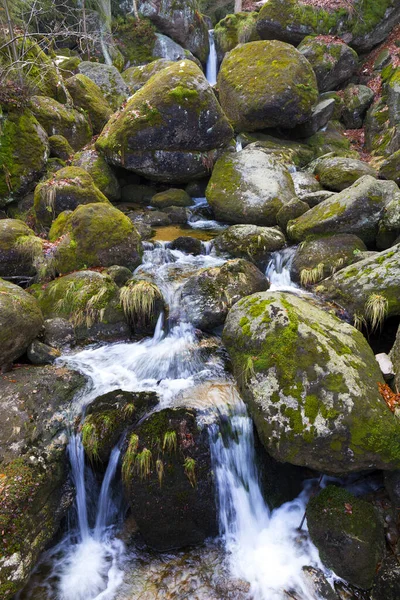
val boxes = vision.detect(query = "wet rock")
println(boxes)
[341,84,375,129]
[307,485,385,589]
[372,556,400,600]
[119,279,165,335]
[65,73,113,134]
[213,224,286,268]
[314,157,377,192]
[27,340,61,365]
[131,209,171,228]
[180,258,268,331]
[162,205,189,224]
[122,407,218,550]
[77,62,129,110]
[223,291,400,473]
[301,566,339,600]
[217,40,318,132]
[170,236,203,255]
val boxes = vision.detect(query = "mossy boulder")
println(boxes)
[0,109,49,205]
[30,270,130,344]
[291,171,322,200]
[180,258,268,331]
[0,219,43,279]
[214,12,259,62]
[48,134,74,161]
[96,60,233,183]
[341,84,375,129]
[34,166,109,228]
[291,233,367,284]
[150,188,192,209]
[71,148,120,201]
[287,175,398,246]
[0,279,43,369]
[29,95,92,151]
[316,244,400,324]
[223,291,400,473]
[138,0,209,63]
[213,224,286,268]
[379,148,400,185]
[65,74,113,134]
[239,133,314,168]
[122,407,217,551]
[217,40,318,132]
[276,198,310,231]
[298,36,358,93]
[314,157,377,192]
[365,68,400,157]
[206,145,296,226]
[122,59,175,94]
[307,485,385,589]
[51,203,142,273]
[58,55,82,79]
[77,62,129,110]
[306,121,354,158]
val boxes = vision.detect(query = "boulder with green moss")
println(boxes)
[51,203,142,273]
[122,407,217,551]
[0,278,43,369]
[122,59,175,94]
[71,148,120,201]
[214,12,259,62]
[298,36,358,93]
[30,269,130,344]
[58,55,82,79]
[276,198,309,231]
[380,149,400,185]
[365,68,400,157]
[314,157,377,192]
[96,60,233,183]
[316,244,400,326]
[65,74,113,134]
[180,258,268,331]
[213,224,286,268]
[0,364,85,598]
[0,109,49,205]
[222,290,400,473]
[255,0,400,53]
[29,96,92,151]
[239,133,314,168]
[138,0,209,63]
[287,176,398,245]
[77,62,129,110]
[217,40,318,132]
[150,188,192,209]
[341,84,375,129]
[306,121,355,158]
[34,166,109,227]
[291,233,367,284]
[48,134,74,161]
[307,485,385,589]
[0,219,43,279]
[206,145,296,226]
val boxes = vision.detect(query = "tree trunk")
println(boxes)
[234,0,242,13]
[2,0,19,66]
[132,0,139,19]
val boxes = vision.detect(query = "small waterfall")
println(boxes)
[209,400,328,600]
[206,29,218,85]
[236,138,243,152]
[69,434,90,541]
[94,444,122,540]
[266,247,301,292]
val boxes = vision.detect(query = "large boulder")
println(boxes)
[138,0,210,63]
[287,175,399,246]
[313,157,377,192]
[222,291,400,473]
[152,33,200,64]
[96,60,233,183]
[77,62,129,110]
[65,74,113,134]
[298,36,358,92]
[206,145,296,226]
[0,279,43,369]
[33,166,109,227]
[365,67,400,157]
[29,96,92,151]
[71,148,120,202]
[122,58,174,94]
[307,485,385,589]
[214,224,286,268]
[341,84,375,129]
[179,258,268,331]
[121,407,217,550]
[50,203,142,273]
[380,148,400,185]
[0,109,49,205]
[217,40,318,132]
[214,12,259,62]
[0,219,43,280]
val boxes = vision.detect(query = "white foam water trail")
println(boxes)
[206,29,217,85]
[266,247,302,293]
[209,400,328,600]
[68,434,90,541]
[236,138,243,152]
[95,444,122,539]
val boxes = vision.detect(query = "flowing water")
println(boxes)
[206,30,218,85]
[19,233,332,599]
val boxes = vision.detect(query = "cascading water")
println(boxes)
[266,247,302,292]
[206,30,218,85]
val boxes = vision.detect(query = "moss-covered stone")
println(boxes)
[276,198,309,231]
[96,60,233,183]
[307,485,385,589]
[65,74,113,134]
[150,188,192,209]
[51,203,142,273]
[341,83,374,129]
[238,133,314,168]
[306,121,354,158]
[214,12,259,61]
[379,148,400,184]
[122,59,175,94]
[0,108,49,205]
[314,157,377,191]
[58,55,82,79]
[34,166,109,228]
[217,40,318,132]
[0,278,43,368]
[29,95,92,151]
[113,15,157,67]
[0,218,43,279]
[223,291,400,473]
[77,62,129,110]
[48,134,74,161]
[71,148,120,201]
[213,224,286,268]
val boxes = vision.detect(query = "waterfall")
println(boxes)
[265,247,301,292]
[206,30,218,85]
[209,400,328,600]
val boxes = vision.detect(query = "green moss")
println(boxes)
[304,394,319,423]
[113,16,156,67]
[81,410,121,462]
[65,74,112,135]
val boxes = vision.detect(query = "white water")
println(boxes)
[266,247,303,293]
[206,29,218,85]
